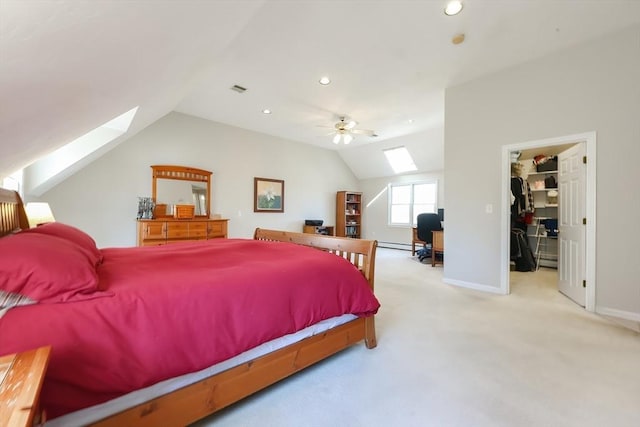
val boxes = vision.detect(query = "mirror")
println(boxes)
[151,165,212,218]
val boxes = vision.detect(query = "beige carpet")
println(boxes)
[194,248,640,427]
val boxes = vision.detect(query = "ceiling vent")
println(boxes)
[230,84,247,94]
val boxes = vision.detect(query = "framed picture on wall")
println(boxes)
[254,177,284,213]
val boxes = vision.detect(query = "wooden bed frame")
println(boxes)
[0,188,378,426]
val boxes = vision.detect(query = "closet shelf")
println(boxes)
[527,170,558,176]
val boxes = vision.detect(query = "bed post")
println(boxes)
[364,316,377,349]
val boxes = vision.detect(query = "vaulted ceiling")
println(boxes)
[2,0,639,182]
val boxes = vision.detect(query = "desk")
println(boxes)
[303,225,334,236]
[432,230,444,267]
[0,346,51,426]
[411,227,426,256]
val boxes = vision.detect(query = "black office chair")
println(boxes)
[416,213,443,262]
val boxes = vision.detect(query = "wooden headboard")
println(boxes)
[0,188,29,237]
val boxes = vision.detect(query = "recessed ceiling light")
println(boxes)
[262,109,271,114]
[444,1,463,16]
[319,76,331,85]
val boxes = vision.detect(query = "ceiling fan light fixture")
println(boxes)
[324,116,374,145]
[444,1,463,16]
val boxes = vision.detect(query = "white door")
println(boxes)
[558,143,586,306]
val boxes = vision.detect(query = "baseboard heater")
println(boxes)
[377,241,411,251]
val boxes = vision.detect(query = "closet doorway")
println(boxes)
[500,132,596,312]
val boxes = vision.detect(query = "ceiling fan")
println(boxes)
[321,117,377,144]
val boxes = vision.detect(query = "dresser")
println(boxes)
[0,346,51,426]
[137,219,229,246]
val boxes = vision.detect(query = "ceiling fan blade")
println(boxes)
[351,128,375,136]
[344,120,357,130]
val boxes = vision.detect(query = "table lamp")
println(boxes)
[25,202,55,228]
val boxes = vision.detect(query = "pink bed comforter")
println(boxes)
[0,238,379,419]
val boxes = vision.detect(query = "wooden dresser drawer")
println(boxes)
[143,222,166,240]
[207,221,227,238]
[166,222,189,239]
[189,222,208,238]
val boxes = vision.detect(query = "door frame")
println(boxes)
[500,131,597,312]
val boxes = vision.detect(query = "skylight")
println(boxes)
[24,107,138,196]
[383,146,417,174]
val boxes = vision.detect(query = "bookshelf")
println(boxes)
[336,191,362,238]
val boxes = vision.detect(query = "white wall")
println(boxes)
[360,171,444,245]
[444,25,640,319]
[39,112,360,247]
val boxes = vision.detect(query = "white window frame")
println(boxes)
[388,181,438,227]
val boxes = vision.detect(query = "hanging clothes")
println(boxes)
[511,176,533,231]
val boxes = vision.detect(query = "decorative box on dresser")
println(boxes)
[137,219,229,246]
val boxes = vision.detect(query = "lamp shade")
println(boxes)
[25,202,55,228]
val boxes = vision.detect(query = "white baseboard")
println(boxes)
[443,278,507,295]
[596,306,640,332]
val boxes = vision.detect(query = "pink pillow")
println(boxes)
[0,232,99,303]
[22,222,103,266]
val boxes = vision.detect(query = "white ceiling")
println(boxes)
[2,0,640,181]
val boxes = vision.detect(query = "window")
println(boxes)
[389,182,437,226]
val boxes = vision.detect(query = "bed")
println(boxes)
[0,188,379,426]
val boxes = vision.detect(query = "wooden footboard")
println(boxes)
[253,228,377,290]
[254,228,378,349]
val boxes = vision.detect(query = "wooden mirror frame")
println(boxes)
[151,165,212,218]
